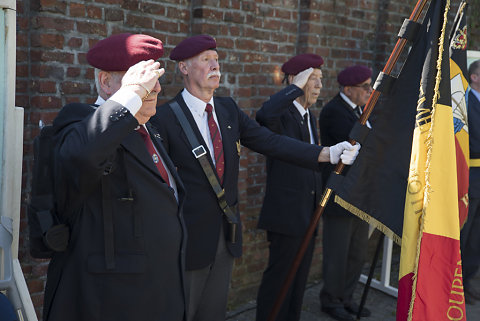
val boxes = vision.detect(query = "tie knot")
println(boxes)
[137,126,148,138]
[205,103,213,113]
[303,113,309,123]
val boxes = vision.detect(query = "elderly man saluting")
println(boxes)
[255,54,332,321]
[43,33,186,321]
[152,34,360,321]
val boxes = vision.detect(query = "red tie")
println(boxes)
[137,126,170,185]
[205,103,224,184]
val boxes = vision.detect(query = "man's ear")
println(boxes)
[472,73,479,84]
[98,71,112,96]
[178,61,188,76]
[287,75,295,84]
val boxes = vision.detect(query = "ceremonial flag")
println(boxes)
[449,0,469,228]
[327,0,465,318]
[331,0,442,243]
[396,0,465,318]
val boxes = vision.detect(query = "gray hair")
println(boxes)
[468,60,480,83]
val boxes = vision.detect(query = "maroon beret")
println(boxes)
[87,33,164,71]
[170,34,217,61]
[281,54,324,75]
[337,65,372,86]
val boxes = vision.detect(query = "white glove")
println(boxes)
[292,67,314,89]
[340,142,361,165]
[329,141,361,165]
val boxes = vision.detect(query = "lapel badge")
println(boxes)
[236,140,241,156]
[152,154,159,164]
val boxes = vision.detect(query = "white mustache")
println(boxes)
[207,71,221,78]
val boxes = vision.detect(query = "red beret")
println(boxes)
[170,34,217,61]
[337,65,372,86]
[281,54,324,75]
[87,33,164,71]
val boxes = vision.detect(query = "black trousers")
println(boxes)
[320,210,368,308]
[461,196,480,287]
[256,231,316,321]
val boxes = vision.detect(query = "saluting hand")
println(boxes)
[121,59,164,101]
[292,67,314,90]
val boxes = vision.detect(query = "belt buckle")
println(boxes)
[192,145,207,158]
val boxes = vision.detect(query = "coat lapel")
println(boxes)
[288,104,309,142]
[121,130,164,181]
[310,112,319,145]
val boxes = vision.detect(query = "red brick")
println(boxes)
[86,5,103,19]
[31,33,64,48]
[31,65,65,79]
[32,80,57,93]
[140,2,165,15]
[38,0,67,13]
[126,14,153,29]
[69,2,85,17]
[67,67,81,78]
[60,81,91,95]
[77,21,107,36]
[32,16,75,31]
[31,96,62,109]
[167,6,189,20]
[105,8,123,21]
[67,37,82,48]
[30,50,74,63]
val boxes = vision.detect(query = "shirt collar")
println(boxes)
[94,96,105,107]
[339,92,357,109]
[182,88,215,117]
[293,100,309,118]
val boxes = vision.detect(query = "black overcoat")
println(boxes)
[43,100,187,321]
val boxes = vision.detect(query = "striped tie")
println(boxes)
[137,126,170,186]
[205,103,225,184]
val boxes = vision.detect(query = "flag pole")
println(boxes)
[266,0,431,320]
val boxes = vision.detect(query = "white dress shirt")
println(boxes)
[339,92,372,128]
[181,88,221,165]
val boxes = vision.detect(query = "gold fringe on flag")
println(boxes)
[407,0,451,319]
[334,195,401,244]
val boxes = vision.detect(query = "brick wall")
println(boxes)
[16,0,476,317]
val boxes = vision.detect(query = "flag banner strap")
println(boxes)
[373,72,397,94]
[335,195,401,244]
[398,19,422,42]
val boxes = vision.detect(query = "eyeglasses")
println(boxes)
[353,83,373,91]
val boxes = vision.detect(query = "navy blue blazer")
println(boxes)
[151,91,324,270]
[256,84,324,236]
[468,89,480,197]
